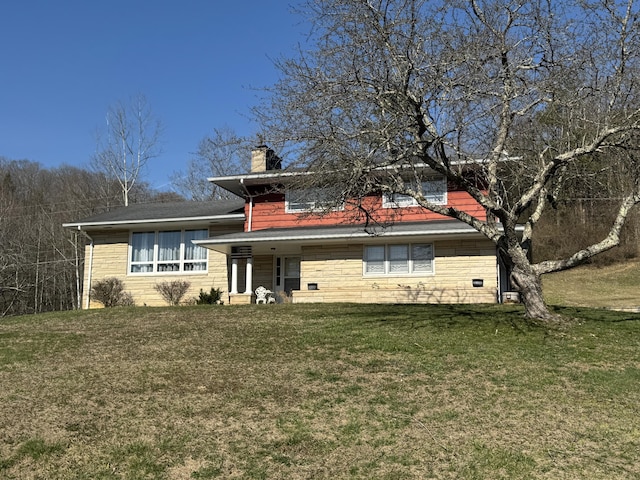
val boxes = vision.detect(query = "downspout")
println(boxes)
[77,227,94,310]
[240,178,253,232]
[239,178,254,298]
[496,246,502,304]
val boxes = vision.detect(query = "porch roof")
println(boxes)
[194,220,492,255]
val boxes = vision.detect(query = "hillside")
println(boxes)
[543,260,640,309]
[1,304,640,479]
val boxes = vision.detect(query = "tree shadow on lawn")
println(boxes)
[343,303,640,334]
[344,303,528,330]
[551,305,640,324]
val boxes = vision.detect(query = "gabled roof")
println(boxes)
[63,199,245,231]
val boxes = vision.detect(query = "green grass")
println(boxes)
[543,260,640,309]
[1,303,639,479]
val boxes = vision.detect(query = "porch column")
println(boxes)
[244,257,253,294]
[230,258,239,294]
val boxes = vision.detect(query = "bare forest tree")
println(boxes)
[257,0,640,325]
[0,159,124,316]
[171,127,252,200]
[93,94,163,206]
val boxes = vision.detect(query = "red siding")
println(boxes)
[245,189,486,232]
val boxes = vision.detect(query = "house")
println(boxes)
[64,199,245,308]
[201,146,511,305]
[65,146,512,308]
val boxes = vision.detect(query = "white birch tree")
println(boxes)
[258,0,640,325]
[93,94,163,206]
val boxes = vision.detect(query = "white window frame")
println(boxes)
[382,177,447,208]
[285,187,344,213]
[363,243,434,276]
[129,228,209,274]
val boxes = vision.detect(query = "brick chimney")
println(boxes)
[251,145,281,173]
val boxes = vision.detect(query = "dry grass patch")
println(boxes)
[543,260,640,309]
[1,304,639,479]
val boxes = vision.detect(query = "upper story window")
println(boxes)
[130,229,208,274]
[382,177,447,208]
[285,187,343,213]
[363,243,434,276]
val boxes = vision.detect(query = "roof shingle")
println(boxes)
[64,199,245,229]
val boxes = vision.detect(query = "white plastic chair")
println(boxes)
[255,286,276,304]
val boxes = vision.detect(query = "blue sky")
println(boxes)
[0,0,307,190]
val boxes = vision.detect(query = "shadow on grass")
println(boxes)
[551,305,640,324]
[338,302,640,336]
[341,303,528,329]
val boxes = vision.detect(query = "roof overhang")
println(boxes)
[195,220,507,255]
[208,162,447,198]
[63,213,245,231]
[207,158,515,199]
[208,171,308,198]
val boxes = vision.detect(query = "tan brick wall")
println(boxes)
[292,239,498,304]
[83,228,233,308]
[83,230,498,307]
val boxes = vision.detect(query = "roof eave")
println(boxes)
[193,222,523,254]
[193,225,488,255]
[63,213,246,231]
[208,171,307,198]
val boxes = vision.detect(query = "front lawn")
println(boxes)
[1,304,639,479]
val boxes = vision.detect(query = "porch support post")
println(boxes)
[244,257,253,294]
[230,258,238,294]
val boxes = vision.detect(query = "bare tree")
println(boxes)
[93,94,163,206]
[257,0,640,325]
[0,158,124,316]
[171,127,252,200]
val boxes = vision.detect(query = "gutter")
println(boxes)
[62,213,245,230]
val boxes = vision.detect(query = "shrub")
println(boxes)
[119,291,136,307]
[91,278,135,307]
[154,280,191,306]
[196,287,223,305]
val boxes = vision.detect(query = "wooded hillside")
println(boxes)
[0,158,180,316]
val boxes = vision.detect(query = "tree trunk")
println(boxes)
[511,267,564,326]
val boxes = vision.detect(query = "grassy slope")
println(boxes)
[1,304,640,479]
[543,260,640,309]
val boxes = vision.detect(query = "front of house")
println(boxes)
[65,146,512,307]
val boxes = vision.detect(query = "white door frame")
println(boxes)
[274,256,301,294]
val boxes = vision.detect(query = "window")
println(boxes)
[382,177,447,208]
[130,232,155,273]
[285,187,343,213]
[364,246,385,274]
[158,231,181,271]
[363,243,434,276]
[130,229,208,274]
[183,229,208,271]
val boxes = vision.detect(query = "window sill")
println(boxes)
[363,272,435,278]
[127,270,209,276]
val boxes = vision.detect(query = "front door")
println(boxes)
[275,256,301,294]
